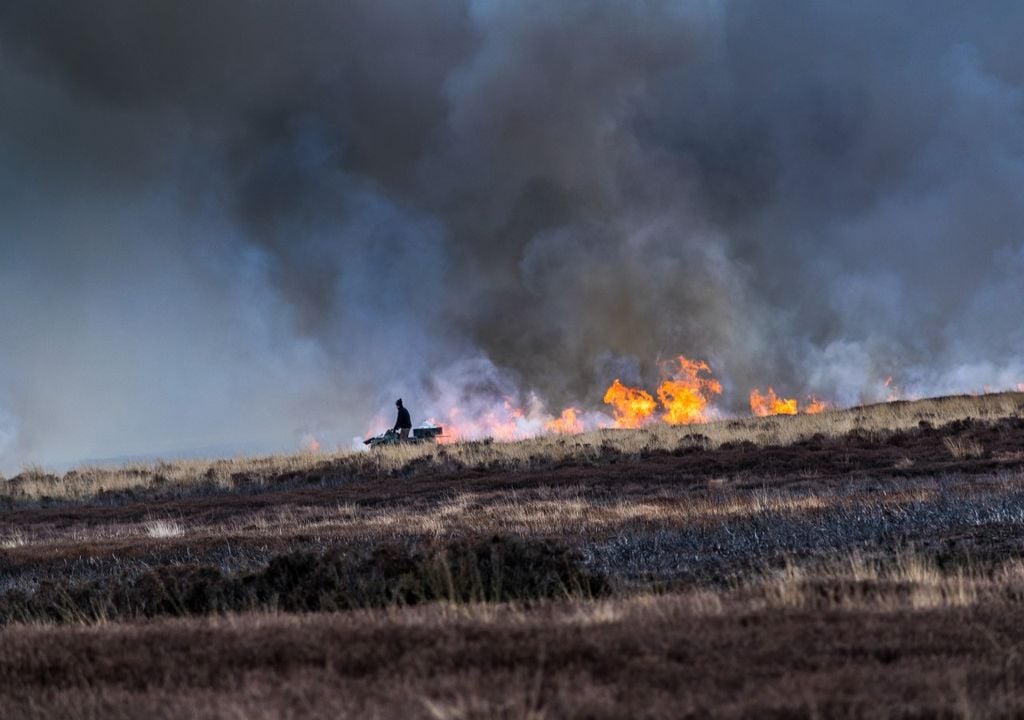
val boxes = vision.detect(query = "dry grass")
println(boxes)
[2,391,1021,504]
[0,476,964,555]
[143,519,184,538]
[200,484,911,541]
[752,553,1024,612]
[0,529,27,548]
[943,435,985,459]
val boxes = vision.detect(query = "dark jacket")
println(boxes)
[394,406,412,430]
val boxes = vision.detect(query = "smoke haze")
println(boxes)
[1,1,1023,473]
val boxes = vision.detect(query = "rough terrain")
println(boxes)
[2,393,1024,718]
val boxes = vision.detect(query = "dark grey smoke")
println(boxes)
[1,1,1022,472]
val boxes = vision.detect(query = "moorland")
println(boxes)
[3,392,1024,718]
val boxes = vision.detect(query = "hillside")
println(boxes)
[2,392,1024,718]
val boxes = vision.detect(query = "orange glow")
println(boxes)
[484,400,525,441]
[427,415,456,445]
[804,396,829,414]
[750,387,798,416]
[430,399,553,444]
[546,407,584,434]
[603,379,657,428]
[431,407,467,444]
[656,356,722,425]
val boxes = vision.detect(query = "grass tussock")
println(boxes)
[143,519,184,538]
[943,435,985,459]
[0,530,27,548]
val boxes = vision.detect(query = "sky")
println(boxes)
[1,1,1023,474]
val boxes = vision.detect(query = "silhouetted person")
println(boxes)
[394,398,412,441]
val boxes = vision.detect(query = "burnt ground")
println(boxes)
[2,415,1024,717]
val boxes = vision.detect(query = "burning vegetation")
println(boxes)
[657,356,723,426]
[604,355,723,429]
[602,379,658,429]
[805,396,829,414]
[354,354,1022,450]
[750,387,798,416]
[749,387,835,417]
[545,407,585,434]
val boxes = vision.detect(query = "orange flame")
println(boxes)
[603,379,657,428]
[804,396,829,414]
[546,407,584,434]
[656,356,722,425]
[429,397,574,444]
[431,406,474,444]
[750,387,798,416]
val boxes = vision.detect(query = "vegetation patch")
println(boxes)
[0,535,609,623]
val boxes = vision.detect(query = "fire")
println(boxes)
[483,400,525,441]
[603,379,657,428]
[431,398,554,444]
[656,356,722,425]
[546,407,584,434]
[804,396,829,414]
[602,356,721,427]
[750,387,798,416]
[431,406,468,445]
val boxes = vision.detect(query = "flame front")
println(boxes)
[603,379,657,428]
[434,401,530,443]
[546,407,584,434]
[367,353,1016,447]
[750,387,798,416]
[804,396,829,414]
[657,356,722,425]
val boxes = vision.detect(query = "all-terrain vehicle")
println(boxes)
[363,425,444,448]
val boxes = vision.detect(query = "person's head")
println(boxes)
[395,398,403,408]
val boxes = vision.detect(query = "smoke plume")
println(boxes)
[1,1,1022,472]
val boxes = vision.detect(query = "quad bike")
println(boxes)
[363,425,444,448]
